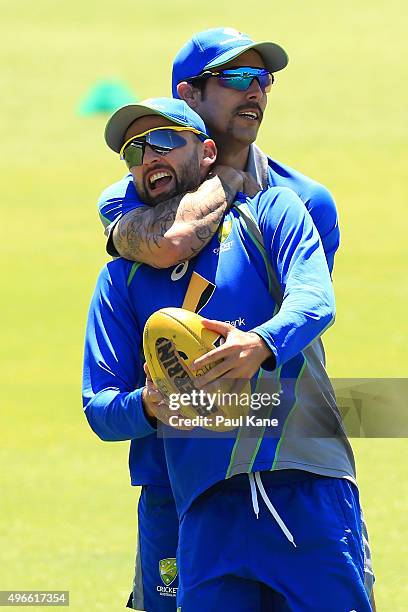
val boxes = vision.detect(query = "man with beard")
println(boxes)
[88,98,246,611]
[84,97,372,611]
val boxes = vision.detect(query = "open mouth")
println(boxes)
[236,110,259,121]
[148,171,173,191]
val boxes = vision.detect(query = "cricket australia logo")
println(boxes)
[214,219,234,254]
[159,558,178,586]
[217,219,232,243]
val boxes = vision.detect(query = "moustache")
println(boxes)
[143,163,175,184]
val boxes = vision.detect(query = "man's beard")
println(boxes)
[139,150,201,206]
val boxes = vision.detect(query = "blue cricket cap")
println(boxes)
[172,27,288,98]
[105,97,210,153]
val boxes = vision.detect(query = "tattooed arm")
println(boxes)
[111,167,243,267]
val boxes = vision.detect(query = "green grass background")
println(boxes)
[1,0,407,609]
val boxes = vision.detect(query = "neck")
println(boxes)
[215,141,250,171]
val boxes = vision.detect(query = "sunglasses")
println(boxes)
[189,67,274,93]
[120,126,206,169]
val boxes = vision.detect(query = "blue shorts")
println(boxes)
[177,471,372,612]
[127,485,179,612]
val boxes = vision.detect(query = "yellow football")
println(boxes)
[143,308,250,431]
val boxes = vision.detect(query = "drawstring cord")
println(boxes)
[248,472,297,548]
[249,470,260,518]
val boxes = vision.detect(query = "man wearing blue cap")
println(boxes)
[90,98,221,612]
[85,96,373,611]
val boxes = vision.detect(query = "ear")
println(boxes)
[177,82,201,109]
[199,139,217,179]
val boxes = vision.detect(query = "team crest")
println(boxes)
[218,219,233,243]
[159,558,178,586]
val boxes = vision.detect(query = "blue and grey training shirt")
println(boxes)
[83,186,354,518]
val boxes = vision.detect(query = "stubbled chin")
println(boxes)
[232,127,259,146]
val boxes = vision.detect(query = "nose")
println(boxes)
[142,143,162,164]
[245,78,263,102]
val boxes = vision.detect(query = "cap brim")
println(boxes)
[105,104,194,153]
[205,41,288,74]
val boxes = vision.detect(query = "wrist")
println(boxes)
[217,176,242,203]
[141,387,157,427]
[199,175,234,210]
[249,332,276,370]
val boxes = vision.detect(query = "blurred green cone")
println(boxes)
[78,80,137,115]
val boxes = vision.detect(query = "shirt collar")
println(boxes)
[246,143,269,190]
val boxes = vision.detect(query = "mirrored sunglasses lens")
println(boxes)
[123,141,144,168]
[259,73,273,93]
[123,129,189,167]
[219,69,273,93]
[146,130,187,151]
[218,73,249,90]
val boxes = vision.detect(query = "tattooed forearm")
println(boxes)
[112,171,242,267]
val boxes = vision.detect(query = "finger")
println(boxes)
[192,343,234,371]
[195,358,234,387]
[154,405,172,424]
[145,377,160,392]
[156,400,171,412]
[201,318,233,334]
[144,362,152,380]
[146,381,165,400]
[147,389,164,403]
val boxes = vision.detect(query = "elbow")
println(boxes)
[301,283,335,331]
[304,284,335,334]
[84,407,114,442]
[148,233,193,269]
[157,225,195,267]
[320,290,336,332]
[323,307,336,332]
[113,228,185,268]
[151,243,185,268]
